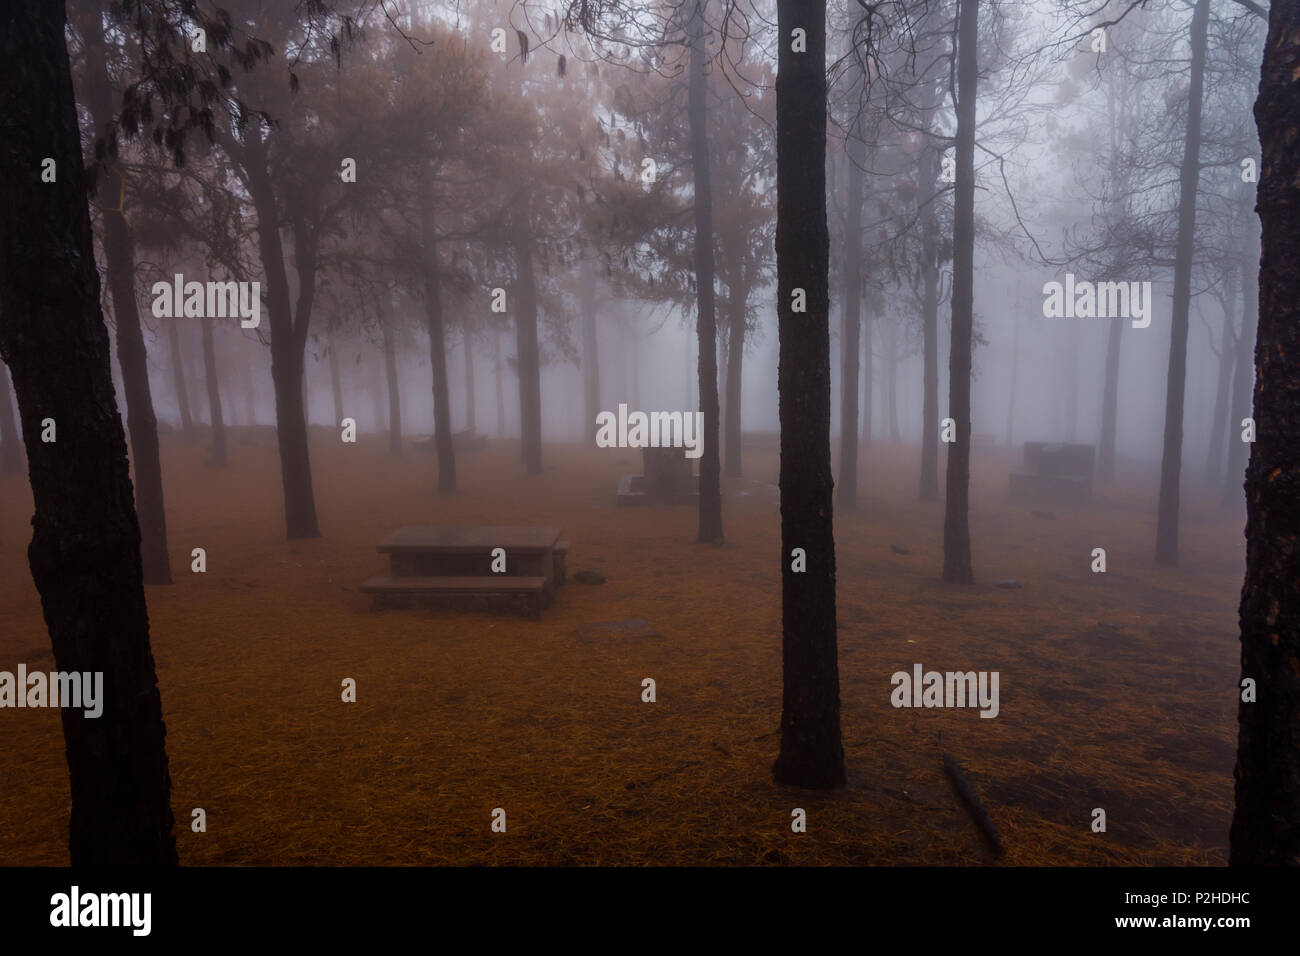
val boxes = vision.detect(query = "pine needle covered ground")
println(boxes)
[0,431,1241,865]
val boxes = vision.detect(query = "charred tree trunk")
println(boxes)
[244,133,320,539]
[421,193,456,493]
[838,131,865,508]
[1205,270,1238,482]
[689,1,724,544]
[0,361,22,473]
[1154,0,1209,567]
[200,314,226,467]
[1224,242,1259,506]
[772,0,845,790]
[943,0,978,585]
[1230,0,1300,865]
[514,223,543,476]
[83,4,171,583]
[0,0,177,865]
[380,296,402,457]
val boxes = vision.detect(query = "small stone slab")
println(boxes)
[995,578,1023,589]
[574,619,662,644]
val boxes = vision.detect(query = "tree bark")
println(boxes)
[492,326,505,439]
[582,264,600,443]
[1230,0,1300,865]
[200,313,226,467]
[82,0,172,583]
[943,0,978,585]
[0,0,177,865]
[772,0,845,790]
[0,361,22,473]
[1097,318,1122,483]
[1224,242,1259,506]
[328,322,343,428]
[837,131,864,508]
[1154,0,1209,566]
[463,317,476,433]
[689,0,724,543]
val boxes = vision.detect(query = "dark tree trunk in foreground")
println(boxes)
[200,314,226,467]
[83,2,172,582]
[0,0,177,865]
[1230,0,1300,865]
[837,131,864,509]
[421,193,456,493]
[0,362,21,473]
[689,1,723,544]
[919,141,941,501]
[1205,269,1237,481]
[1224,241,1259,506]
[514,223,543,476]
[380,295,402,457]
[943,0,978,585]
[772,0,845,790]
[166,319,194,439]
[1154,0,1209,567]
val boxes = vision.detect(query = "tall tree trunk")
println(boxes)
[1205,270,1238,481]
[492,327,505,439]
[514,224,543,475]
[166,314,193,439]
[0,0,176,864]
[724,282,746,477]
[1224,242,1259,506]
[919,139,941,500]
[380,295,402,457]
[0,361,22,473]
[421,193,456,492]
[245,134,320,540]
[689,0,723,543]
[1154,0,1209,566]
[582,264,600,443]
[1006,319,1019,450]
[772,0,845,790]
[943,0,978,585]
[200,313,226,467]
[1230,0,1300,865]
[328,322,343,428]
[463,318,476,433]
[1097,317,1122,483]
[241,335,256,426]
[83,3,171,583]
[838,130,864,508]
[861,302,872,448]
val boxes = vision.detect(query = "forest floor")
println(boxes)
[0,429,1244,865]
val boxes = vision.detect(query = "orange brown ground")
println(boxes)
[0,429,1243,865]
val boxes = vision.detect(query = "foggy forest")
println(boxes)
[1,0,1298,879]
